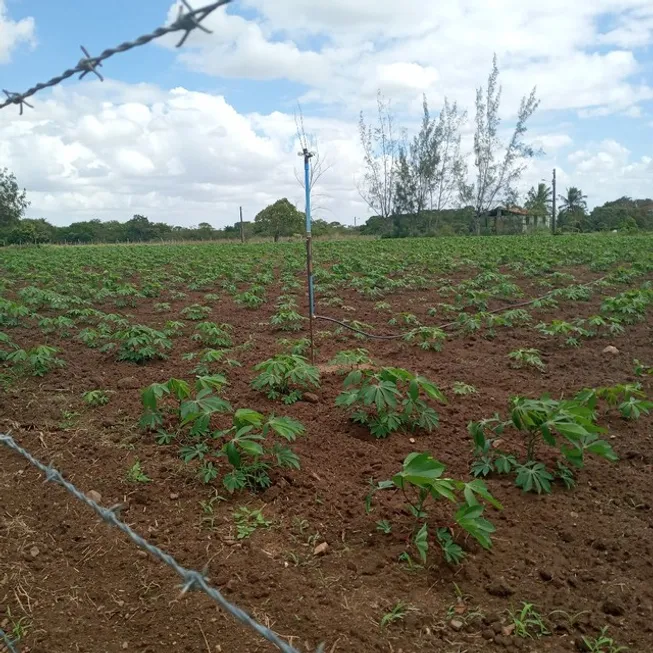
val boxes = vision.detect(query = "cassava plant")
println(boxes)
[335,367,446,438]
[469,396,618,494]
[251,354,320,404]
[370,452,502,565]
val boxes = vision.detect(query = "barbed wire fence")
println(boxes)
[0,433,323,653]
[0,0,232,114]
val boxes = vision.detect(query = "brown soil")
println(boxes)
[1,269,653,653]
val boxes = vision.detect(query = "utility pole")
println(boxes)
[299,147,315,363]
[551,168,557,235]
[239,206,244,243]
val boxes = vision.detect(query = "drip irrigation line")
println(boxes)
[313,274,609,341]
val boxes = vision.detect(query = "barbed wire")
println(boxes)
[0,433,324,653]
[0,0,233,114]
[0,627,18,653]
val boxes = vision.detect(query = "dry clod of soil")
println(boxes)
[602,345,620,355]
[486,578,515,597]
[302,392,320,404]
[116,376,141,390]
[602,597,626,616]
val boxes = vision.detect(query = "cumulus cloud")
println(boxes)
[0,0,35,63]
[0,84,367,226]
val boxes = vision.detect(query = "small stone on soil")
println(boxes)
[602,345,619,355]
[29,546,40,559]
[169,493,179,500]
[86,490,102,504]
[313,542,329,556]
[302,392,320,404]
[449,619,464,631]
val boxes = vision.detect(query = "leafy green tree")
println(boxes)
[253,198,304,242]
[6,219,53,245]
[589,197,653,232]
[0,168,29,229]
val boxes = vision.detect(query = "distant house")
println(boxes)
[486,205,542,233]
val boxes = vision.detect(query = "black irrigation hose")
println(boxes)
[313,274,609,341]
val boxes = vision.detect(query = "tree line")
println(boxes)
[0,168,353,246]
[357,55,653,237]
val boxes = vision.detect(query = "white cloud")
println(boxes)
[1,84,367,226]
[168,0,653,116]
[0,0,35,63]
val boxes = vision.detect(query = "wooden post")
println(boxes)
[239,206,244,243]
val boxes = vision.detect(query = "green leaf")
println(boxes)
[224,441,241,468]
[515,462,553,494]
[416,377,447,403]
[392,452,445,490]
[463,479,503,510]
[586,439,618,462]
[343,369,363,388]
[233,408,265,428]
[267,415,305,441]
[414,523,429,564]
[238,440,265,457]
[455,504,496,549]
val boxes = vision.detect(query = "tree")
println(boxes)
[432,98,468,211]
[294,103,333,217]
[6,218,52,245]
[0,168,29,229]
[469,55,540,233]
[254,198,304,242]
[557,187,588,231]
[358,91,400,220]
[589,197,653,232]
[524,183,552,226]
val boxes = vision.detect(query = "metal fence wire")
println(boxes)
[0,433,324,653]
[0,0,233,114]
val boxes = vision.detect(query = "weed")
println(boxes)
[508,602,550,638]
[379,601,411,628]
[582,627,628,652]
[233,506,271,539]
[126,459,151,483]
[83,389,110,407]
[452,381,477,396]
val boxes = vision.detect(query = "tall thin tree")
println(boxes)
[470,54,541,233]
[358,91,400,219]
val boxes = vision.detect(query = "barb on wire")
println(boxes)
[0,432,321,653]
[0,0,233,113]
[0,627,18,653]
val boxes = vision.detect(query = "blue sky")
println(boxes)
[0,0,652,226]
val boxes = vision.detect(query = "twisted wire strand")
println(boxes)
[0,433,323,653]
[0,0,233,113]
[0,628,18,653]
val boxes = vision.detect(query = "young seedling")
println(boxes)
[582,627,628,653]
[452,382,477,396]
[508,602,550,638]
[181,304,212,321]
[372,452,502,565]
[508,348,545,371]
[82,390,110,407]
[379,601,412,628]
[126,459,151,483]
[233,506,271,539]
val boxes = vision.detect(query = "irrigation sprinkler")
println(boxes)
[299,147,316,363]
